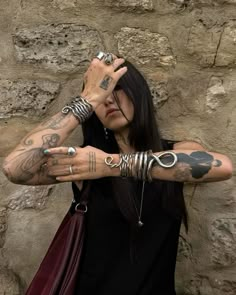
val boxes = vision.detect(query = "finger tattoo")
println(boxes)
[100,75,113,90]
[89,152,96,172]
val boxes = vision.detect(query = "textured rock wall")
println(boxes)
[0,0,235,294]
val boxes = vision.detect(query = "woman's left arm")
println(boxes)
[150,141,233,183]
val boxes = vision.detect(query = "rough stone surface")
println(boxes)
[148,80,169,109]
[215,21,236,66]
[206,76,228,113]
[177,235,192,261]
[0,208,7,248]
[13,24,104,73]
[187,20,223,67]
[0,79,60,118]
[7,186,55,211]
[115,27,176,67]
[52,0,77,10]
[104,0,154,11]
[0,269,21,295]
[210,218,236,266]
[183,276,236,295]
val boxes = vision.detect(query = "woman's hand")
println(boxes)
[45,145,118,182]
[81,53,127,109]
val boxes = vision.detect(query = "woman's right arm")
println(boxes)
[2,112,79,185]
[2,55,127,185]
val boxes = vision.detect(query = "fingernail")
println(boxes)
[43,149,50,155]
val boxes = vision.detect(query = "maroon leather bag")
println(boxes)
[25,183,90,295]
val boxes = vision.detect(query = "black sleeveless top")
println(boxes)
[72,142,183,295]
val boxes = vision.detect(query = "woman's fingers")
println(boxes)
[44,146,78,156]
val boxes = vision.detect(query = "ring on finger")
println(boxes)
[95,51,106,60]
[69,165,74,175]
[67,147,76,156]
[104,53,114,65]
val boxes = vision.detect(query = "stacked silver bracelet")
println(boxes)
[62,96,93,123]
[105,151,178,182]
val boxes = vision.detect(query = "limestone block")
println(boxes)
[210,218,236,266]
[104,0,153,11]
[215,22,236,66]
[115,27,176,67]
[0,79,60,118]
[206,76,228,113]
[0,208,7,248]
[187,21,223,66]
[148,80,169,110]
[7,185,55,211]
[0,269,21,295]
[13,24,104,72]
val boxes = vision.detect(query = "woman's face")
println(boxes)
[95,88,134,132]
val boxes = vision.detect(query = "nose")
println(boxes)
[104,93,115,106]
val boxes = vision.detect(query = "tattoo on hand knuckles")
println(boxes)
[99,75,113,90]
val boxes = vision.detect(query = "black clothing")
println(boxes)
[72,141,183,295]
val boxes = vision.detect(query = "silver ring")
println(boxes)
[95,51,106,60]
[104,53,114,65]
[67,147,76,156]
[69,165,73,175]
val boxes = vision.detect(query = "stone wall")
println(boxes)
[0,0,235,294]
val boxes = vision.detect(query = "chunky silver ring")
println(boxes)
[95,51,106,60]
[67,147,76,156]
[104,53,114,65]
[69,165,73,175]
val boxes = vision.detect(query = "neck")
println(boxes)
[114,129,134,153]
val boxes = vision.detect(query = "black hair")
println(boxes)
[82,60,188,231]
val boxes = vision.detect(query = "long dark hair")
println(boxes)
[82,60,188,230]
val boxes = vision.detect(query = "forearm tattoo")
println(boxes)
[174,151,222,181]
[5,133,60,183]
[153,151,222,181]
[100,75,113,90]
[89,152,96,172]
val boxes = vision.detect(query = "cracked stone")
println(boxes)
[0,79,60,118]
[52,0,77,10]
[187,20,223,66]
[8,186,55,210]
[215,21,236,66]
[206,76,228,113]
[115,27,176,67]
[177,235,192,261]
[210,218,236,266]
[13,24,104,72]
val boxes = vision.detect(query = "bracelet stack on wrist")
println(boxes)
[104,151,178,182]
[61,96,93,123]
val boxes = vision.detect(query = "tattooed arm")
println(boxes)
[150,142,233,182]
[2,112,79,185]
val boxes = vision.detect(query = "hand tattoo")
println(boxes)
[100,75,113,90]
[89,152,96,172]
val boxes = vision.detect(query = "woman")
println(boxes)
[3,52,233,295]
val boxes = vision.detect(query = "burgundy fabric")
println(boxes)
[25,185,89,295]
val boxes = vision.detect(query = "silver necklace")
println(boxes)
[132,180,145,227]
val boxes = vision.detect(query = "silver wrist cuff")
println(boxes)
[62,96,93,123]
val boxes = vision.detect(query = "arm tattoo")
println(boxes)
[7,134,60,183]
[174,151,222,181]
[89,152,96,172]
[22,113,72,146]
[99,75,113,90]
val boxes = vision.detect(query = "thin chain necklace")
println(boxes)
[132,180,145,227]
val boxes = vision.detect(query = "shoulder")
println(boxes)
[173,140,206,151]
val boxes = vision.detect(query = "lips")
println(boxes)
[106,108,119,117]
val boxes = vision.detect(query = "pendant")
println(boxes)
[138,220,144,227]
